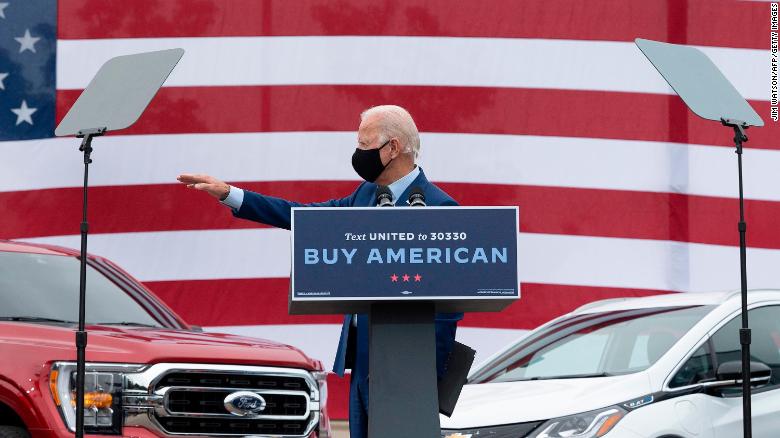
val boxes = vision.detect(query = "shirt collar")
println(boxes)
[387,165,420,205]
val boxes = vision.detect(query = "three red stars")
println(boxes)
[390,274,422,282]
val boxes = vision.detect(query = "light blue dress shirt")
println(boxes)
[385,165,420,205]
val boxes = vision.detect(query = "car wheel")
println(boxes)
[0,426,30,438]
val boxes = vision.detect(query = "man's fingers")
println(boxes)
[177,173,212,184]
[179,174,226,199]
[177,174,202,184]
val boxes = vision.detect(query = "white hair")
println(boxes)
[360,105,420,159]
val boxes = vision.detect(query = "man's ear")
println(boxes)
[389,138,401,158]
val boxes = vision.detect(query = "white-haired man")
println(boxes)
[178,105,463,438]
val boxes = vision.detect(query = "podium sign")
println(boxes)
[290,206,519,314]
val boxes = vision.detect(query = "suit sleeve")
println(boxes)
[231,186,362,230]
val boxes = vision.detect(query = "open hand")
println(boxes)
[177,173,230,200]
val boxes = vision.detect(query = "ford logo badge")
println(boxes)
[224,391,267,417]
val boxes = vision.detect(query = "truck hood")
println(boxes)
[0,322,320,370]
[440,373,651,429]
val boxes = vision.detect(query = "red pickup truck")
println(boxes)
[0,240,331,438]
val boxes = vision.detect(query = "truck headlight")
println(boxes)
[529,406,626,438]
[49,362,143,435]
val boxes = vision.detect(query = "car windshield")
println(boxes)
[0,251,164,328]
[471,305,715,383]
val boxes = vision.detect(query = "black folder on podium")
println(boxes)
[438,341,476,417]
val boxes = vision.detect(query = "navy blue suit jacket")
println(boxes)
[231,168,464,380]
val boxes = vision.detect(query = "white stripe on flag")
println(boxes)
[56,37,765,100]
[18,229,780,292]
[3,132,780,201]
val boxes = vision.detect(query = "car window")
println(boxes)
[472,306,714,383]
[627,334,651,369]
[711,305,780,389]
[0,252,164,327]
[525,333,609,377]
[627,329,682,370]
[669,305,780,390]
[669,344,715,388]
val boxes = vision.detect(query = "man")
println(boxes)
[177,105,463,438]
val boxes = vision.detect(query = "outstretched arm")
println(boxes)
[177,173,360,230]
[236,189,355,230]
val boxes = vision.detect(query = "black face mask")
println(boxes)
[352,139,391,182]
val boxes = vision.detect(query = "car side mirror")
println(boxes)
[715,360,772,387]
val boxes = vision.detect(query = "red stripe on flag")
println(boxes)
[58,0,767,50]
[56,86,779,150]
[4,182,780,249]
[147,277,670,329]
[146,277,343,326]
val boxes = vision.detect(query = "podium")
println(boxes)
[290,207,520,438]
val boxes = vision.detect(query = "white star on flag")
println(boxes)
[15,29,41,54]
[11,100,37,126]
[0,3,9,19]
[0,72,8,90]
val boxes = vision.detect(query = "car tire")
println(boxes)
[0,426,30,438]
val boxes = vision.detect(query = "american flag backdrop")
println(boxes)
[1,0,778,419]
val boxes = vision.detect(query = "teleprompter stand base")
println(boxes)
[368,302,440,438]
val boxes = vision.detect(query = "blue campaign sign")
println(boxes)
[290,207,519,314]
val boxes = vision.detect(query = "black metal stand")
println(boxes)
[721,118,751,438]
[368,302,440,438]
[74,127,105,438]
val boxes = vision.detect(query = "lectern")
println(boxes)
[290,206,520,438]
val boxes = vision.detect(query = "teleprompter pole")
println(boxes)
[74,127,105,438]
[721,118,752,438]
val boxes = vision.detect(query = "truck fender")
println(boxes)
[0,377,44,430]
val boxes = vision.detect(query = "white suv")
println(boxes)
[440,290,780,438]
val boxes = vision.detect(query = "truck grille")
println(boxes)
[159,372,311,394]
[166,389,309,416]
[151,369,318,436]
[159,417,311,435]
